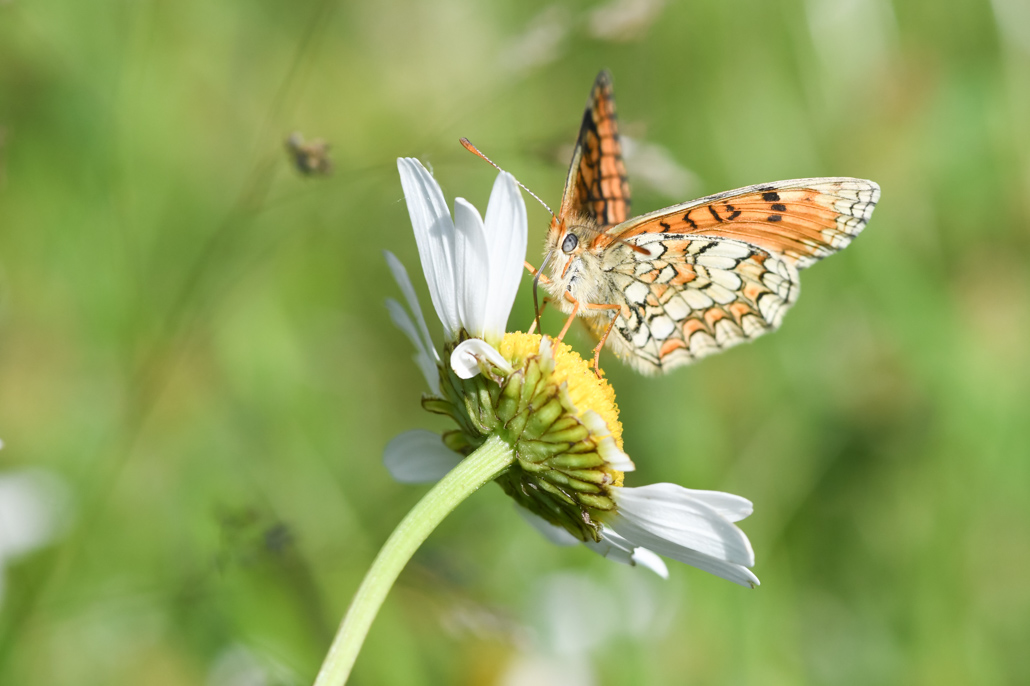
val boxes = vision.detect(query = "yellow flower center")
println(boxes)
[499,332,623,449]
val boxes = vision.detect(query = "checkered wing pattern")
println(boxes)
[599,178,880,372]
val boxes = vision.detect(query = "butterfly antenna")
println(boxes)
[533,250,553,333]
[459,138,556,222]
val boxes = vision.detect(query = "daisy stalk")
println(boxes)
[313,159,759,686]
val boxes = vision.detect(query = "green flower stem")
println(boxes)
[313,434,515,686]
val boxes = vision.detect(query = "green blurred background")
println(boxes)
[2,0,1029,683]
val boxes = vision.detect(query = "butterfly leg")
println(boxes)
[554,297,580,343]
[548,295,583,357]
[583,302,621,378]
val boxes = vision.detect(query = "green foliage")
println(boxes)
[1,0,1028,683]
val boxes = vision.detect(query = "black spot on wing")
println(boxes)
[683,209,697,229]
[762,191,780,202]
[683,208,700,229]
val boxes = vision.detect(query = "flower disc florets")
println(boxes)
[423,332,633,543]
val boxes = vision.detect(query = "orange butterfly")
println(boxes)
[528,71,880,375]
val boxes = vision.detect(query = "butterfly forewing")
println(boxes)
[557,71,631,228]
[608,178,880,269]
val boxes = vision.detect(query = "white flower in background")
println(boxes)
[499,570,676,686]
[499,7,571,75]
[587,0,667,42]
[206,644,296,686]
[0,464,69,606]
[621,136,700,199]
[384,158,759,588]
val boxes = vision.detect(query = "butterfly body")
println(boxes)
[543,214,620,313]
[537,71,879,374]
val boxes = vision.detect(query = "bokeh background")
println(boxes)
[2,0,1029,683]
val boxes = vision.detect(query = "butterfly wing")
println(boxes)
[596,178,880,373]
[556,71,631,228]
[606,177,879,269]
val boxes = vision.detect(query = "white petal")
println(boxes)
[579,410,611,437]
[630,547,669,579]
[583,529,633,561]
[385,298,441,396]
[583,528,669,578]
[580,410,634,472]
[383,251,439,364]
[450,338,513,379]
[516,508,580,547]
[649,545,760,588]
[597,435,634,472]
[481,171,528,341]
[383,430,463,484]
[609,483,755,566]
[397,158,460,338]
[452,197,490,338]
[536,335,556,372]
[677,488,753,522]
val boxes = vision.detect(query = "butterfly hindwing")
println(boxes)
[601,234,799,373]
[557,71,631,228]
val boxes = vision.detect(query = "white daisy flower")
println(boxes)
[385,158,759,588]
[311,154,762,686]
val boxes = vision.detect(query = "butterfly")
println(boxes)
[533,71,880,375]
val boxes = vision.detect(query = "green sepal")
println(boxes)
[546,452,605,470]
[428,338,624,546]
[541,424,590,445]
[421,397,455,417]
[518,439,572,461]
[442,430,473,454]
[522,397,564,440]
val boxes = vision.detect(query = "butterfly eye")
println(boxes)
[561,232,579,254]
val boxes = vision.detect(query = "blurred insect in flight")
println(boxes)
[286,132,333,176]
